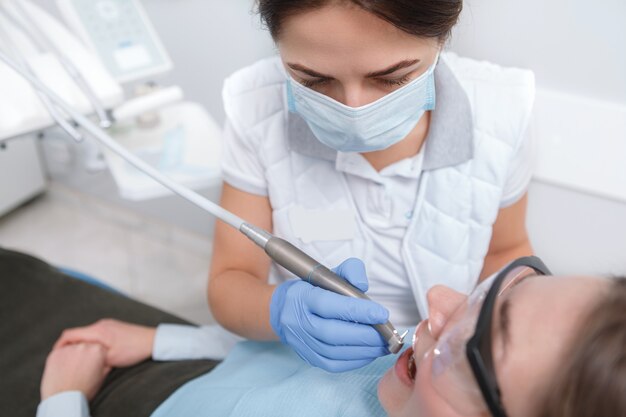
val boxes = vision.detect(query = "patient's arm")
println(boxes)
[41,343,110,401]
[54,319,231,366]
[54,319,156,367]
[38,320,221,417]
[38,343,110,417]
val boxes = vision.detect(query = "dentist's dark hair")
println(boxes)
[256,0,463,41]
[538,277,626,417]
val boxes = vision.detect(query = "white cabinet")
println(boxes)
[0,136,46,216]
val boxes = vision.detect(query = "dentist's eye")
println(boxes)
[300,78,329,88]
[378,74,411,87]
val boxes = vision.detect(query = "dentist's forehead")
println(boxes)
[277,4,438,74]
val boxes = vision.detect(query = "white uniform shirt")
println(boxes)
[222,115,533,327]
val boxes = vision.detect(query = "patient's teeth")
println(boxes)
[408,354,416,381]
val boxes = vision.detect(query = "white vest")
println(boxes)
[222,53,535,319]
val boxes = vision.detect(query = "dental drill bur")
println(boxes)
[0,50,407,354]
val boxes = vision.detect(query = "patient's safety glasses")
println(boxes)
[415,256,551,417]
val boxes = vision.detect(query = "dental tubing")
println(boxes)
[0,51,406,354]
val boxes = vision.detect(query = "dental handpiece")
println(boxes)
[241,223,406,354]
[0,50,406,353]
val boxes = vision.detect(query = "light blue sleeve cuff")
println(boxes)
[153,324,244,361]
[36,391,90,417]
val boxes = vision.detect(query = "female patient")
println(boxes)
[1,249,624,417]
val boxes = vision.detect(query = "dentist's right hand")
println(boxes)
[270,258,390,373]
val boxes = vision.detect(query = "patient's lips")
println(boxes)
[394,347,415,386]
[406,319,432,382]
[392,321,430,387]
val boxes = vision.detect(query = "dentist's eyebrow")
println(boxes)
[287,63,333,79]
[365,59,420,78]
[287,59,420,80]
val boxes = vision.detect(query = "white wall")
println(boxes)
[527,182,626,277]
[450,0,626,275]
[139,0,275,122]
[449,0,626,104]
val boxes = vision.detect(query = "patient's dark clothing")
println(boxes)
[0,247,219,417]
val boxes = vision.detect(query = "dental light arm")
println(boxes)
[0,50,406,354]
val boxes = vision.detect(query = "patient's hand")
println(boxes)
[54,319,156,368]
[41,343,110,401]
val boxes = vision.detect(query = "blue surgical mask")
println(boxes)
[286,59,437,153]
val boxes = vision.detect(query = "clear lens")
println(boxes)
[430,297,485,415]
[429,266,538,415]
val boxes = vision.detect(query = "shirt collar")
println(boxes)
[286,57,474,171]
[335,151,425,182]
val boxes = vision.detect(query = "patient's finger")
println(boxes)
[54,327,108,350]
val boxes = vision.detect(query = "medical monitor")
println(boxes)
[56,0,173,83]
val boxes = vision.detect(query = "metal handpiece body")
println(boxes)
[263,235,405,354]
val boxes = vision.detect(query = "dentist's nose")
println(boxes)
[340,85,367,107]
[337,80,382,108]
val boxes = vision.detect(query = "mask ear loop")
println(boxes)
[433,51,442,68]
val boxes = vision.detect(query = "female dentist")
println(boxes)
[209,0,535,372]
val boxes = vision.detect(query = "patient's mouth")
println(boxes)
[394,346,416,386]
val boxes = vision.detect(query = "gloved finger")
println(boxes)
[307,288,389,324]
[308,353,376,373]
[288,335,378,372]
[314,355,378,373]
[323,358,376,373]
[305,314,387,347]
[306,337,388,361]
[332,258,368,292]
[286,331,387,362]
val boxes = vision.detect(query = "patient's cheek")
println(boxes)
[377,369,410,416]
[413,357,457,417]
[378,354,449,417]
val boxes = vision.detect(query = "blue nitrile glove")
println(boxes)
[270,258,390,372]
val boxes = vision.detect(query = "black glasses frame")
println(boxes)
[465,256,552,417]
